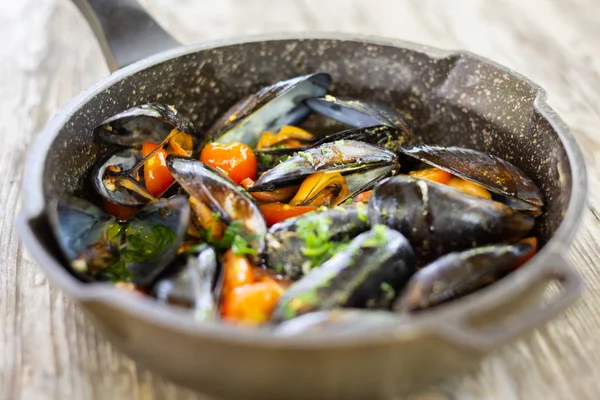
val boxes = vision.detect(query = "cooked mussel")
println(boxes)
[153,244,218,319]
[93,149,155,206]
[166,156,267,256]
[48,196,119,280]
[48,195,189,286]
[265,203,370,279]
[251,140,399,193]
[305,95,419,143]
[270,225,415,322]
[369,176,534,264]
[395,242,536,312]
[95,103,198,147]
[208,73,332,147]
[125,196,190,286]
[400,145,544,215]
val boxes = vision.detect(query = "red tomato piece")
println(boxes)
[259,202,318,227]
[200,142,257,185]
[141,142,173,196]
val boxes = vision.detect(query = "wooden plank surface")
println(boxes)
[2,0,600,399]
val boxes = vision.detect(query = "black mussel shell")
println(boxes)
[153,244,218,319]
[94,103,199,147]
[166,156,267,256]
[208,73,332,147]
[271,225,415,322]
[395,242,535,312]
[369,176,534,265]
[47,196,118,279]
[250,140,398,192]
[400,145,544,215]
[92,149,154,207]
[305,95,420,144]
[265,203,371,279]
[126,196,190,287]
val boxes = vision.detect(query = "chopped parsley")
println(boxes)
[199,219,259,257]
[334,140,345,147]
[298,151,313,163]
[362,224,388,248]
[258,152,273,167]
[321,146,332,156]
[296,216,349,270]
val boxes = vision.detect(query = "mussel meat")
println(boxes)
[270,225,415,322]
[368,176,534,264]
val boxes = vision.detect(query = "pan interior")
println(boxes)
[41,39,571,256]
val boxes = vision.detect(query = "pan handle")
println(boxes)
[72,0,180,72]
[435,252,584,352]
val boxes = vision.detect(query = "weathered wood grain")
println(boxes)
[2,0,600,399]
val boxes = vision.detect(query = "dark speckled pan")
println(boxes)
[17,1,587,399]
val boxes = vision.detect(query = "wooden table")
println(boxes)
[2,0,599,399]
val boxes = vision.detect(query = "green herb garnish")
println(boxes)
[298,151,313,163]
[362,224,388,248]
[231,234,257,256]
[334,140,345,147]
[296,216,349,270]
[321,147,332,156]
[258,152,274,167]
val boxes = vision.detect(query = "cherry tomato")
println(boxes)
[353,190,372,203]
[409,167,452,184]
[102,198,138,221]
[259,202,318,227]
[221,250,255,297]
[446,176,491,199]
[200,142,257,184]
[220,281,284,324]
[141,142,173,196]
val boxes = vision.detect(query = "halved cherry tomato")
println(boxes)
[200,142,257,184]
[259,202,318,227]
[240,178,298,203]
[353,190,373,203]
[220,280,284,324]
[142,142,173,196]
[409,167,452,184]
[102,198,138,221]
[221,250,255,297]
[446,176,491,199]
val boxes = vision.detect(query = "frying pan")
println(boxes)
[17,0,588,399]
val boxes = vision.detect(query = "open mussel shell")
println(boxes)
[265,203,371,279]
[270,225,415,322]
[395,242,535,313]
[273,309,404,336]
[92,149,154,207]
[153,244,218,320]
[47,196,118,279]
[208,73,332,147]
[166,156,267,255]
[400,145,544,216]
[126,196,190,287]
[250,140,398,192]
[305,95,419,142]
[94,103,198,147]
[369,176,535,265]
